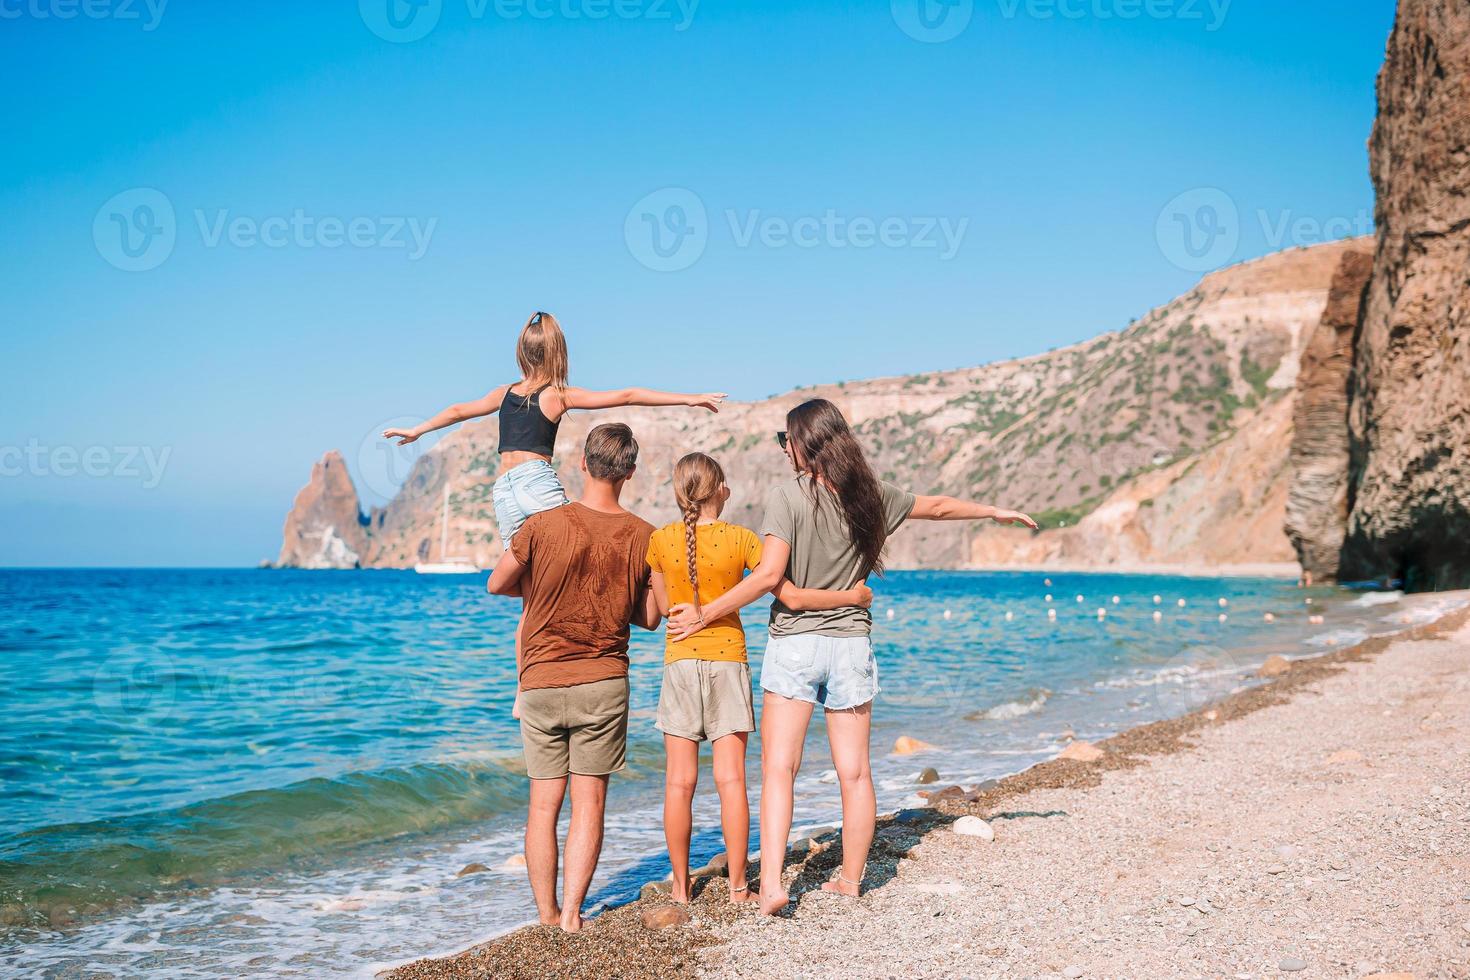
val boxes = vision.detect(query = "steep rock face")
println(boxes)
[1341,0,1470,590]
[1285,247,1374,581]
[276,451,370,569]
[280,240,1365,571]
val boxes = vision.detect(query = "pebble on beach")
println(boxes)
[893,735,937,755]
[501,854,526,870]
[639,905,690,930]
[1279,957,1308,972]
[1057,741,1104,763]
[952,815,994,840]
[455,863,489,877]
[1257,655,1292,678]
[915,766,940,785]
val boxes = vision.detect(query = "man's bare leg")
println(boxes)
[525,776,566,925]
[559,772,609,932]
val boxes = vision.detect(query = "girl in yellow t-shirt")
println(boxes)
[646,452,871,904]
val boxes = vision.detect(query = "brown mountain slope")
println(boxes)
[278,238,1367,571]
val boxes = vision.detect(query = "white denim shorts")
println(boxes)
[759,633,878,711]
[491,459,569,546]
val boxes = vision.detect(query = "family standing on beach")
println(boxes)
[383,312,1036,929]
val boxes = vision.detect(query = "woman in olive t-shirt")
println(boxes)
[669,398,1036,916]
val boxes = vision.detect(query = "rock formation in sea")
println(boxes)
[1338,0,1470,590]
[278,240,1367,571]
[276,450,370,569]
[1284,247,1374,581]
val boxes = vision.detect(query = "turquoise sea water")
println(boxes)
[1,568,1459,978]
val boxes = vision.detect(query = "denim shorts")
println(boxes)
[492,459,569,546]
[759,633,878,711]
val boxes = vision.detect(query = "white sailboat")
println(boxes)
[414,484,480,575]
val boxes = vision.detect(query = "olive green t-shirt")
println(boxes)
[761,475,916,637]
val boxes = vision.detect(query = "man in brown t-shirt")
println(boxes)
[487,422,658,933]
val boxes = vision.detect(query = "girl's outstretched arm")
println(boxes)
[555,387,726,414]
[773,580,873,612]
[909,495,1038,528]
[667,536,790,640]
[383,384,509,446]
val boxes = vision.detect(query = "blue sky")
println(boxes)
[2,0,1395,566]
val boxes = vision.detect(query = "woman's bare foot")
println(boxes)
[729,882,757,904]
[559,910,583,933]
[757,889,789,916]
[817,881,858,899]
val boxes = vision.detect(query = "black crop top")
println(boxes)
[498,387,561,456]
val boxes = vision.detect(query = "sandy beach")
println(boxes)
[385,598,1470,980]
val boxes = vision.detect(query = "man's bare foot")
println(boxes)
[559,910,583,933]
[729,882,757,904]
[512,690,523,720]
[538,908,561,926]
[670,874,691,905]
[757,889,789,916]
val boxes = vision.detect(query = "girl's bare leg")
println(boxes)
[663,734,699,903]
[820,701,874,897]
[757,691,813,915]
[711,731,755,903]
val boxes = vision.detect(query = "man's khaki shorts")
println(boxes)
[655,659,756,743]
[520,676,630,779]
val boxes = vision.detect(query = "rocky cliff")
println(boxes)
[277,451,371,569]
[1337,0,1470,590]
[1284,247,1375,580]
[278,240,1368,572]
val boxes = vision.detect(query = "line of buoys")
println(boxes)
[1264,612,1275,623]
[886,608,895,620]
[1004,610,1014,622]
[1044,578,1052,587]
[1096,607,1107,619]
[1218,597,1229,608]
[1218,613,1228,623]
[1111,595,1121,605]
[1045,594,1053,603]
[942,609,952,621]
[1152,610,1163,622]
[1177,598,1187,608]
[1048,608,1058,620]
[1076,594,1085,603]
[1153,594,1162,605]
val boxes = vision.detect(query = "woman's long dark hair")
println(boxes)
[785,398,889,578]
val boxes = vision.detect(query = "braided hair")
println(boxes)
[671,452,726,618]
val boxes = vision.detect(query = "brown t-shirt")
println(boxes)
[511,502,655,690]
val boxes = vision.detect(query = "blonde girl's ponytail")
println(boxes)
[515,311,570,395]
[671,452,726,621]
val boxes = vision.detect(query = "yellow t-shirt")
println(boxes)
[645,520,762,663]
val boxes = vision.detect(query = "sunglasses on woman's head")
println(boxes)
[776,431,788,450]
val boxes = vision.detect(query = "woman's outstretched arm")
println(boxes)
[667,536,791,640]
[909,495,1037,528]
[384,385,509,446]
